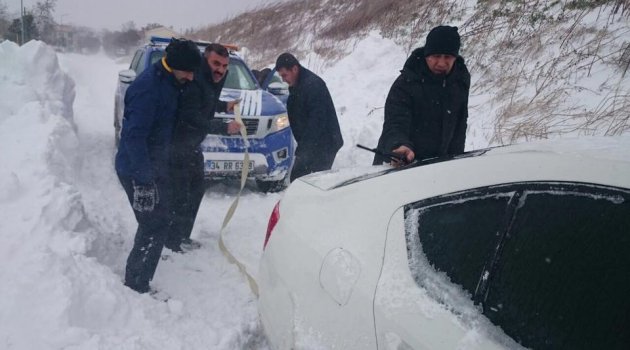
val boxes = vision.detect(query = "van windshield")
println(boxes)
[224,59,257,90]
[149,51,256,90]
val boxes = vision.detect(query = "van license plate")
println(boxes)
[206,160,254,172]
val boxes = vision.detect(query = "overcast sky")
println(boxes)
[6,0,286,32]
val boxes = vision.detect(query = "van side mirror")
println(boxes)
[268,81,289,95]
[118,69,137,84]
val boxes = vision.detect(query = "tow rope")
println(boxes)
[217,102,260,297]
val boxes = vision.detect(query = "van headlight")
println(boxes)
[273,114,290,131]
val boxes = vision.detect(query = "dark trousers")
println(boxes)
[118,174,172,293]
[166,150,205,248]
[290,148,338,182]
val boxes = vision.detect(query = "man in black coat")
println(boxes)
[275,53,344,182]
[166,43,241,252]
[373,25,470,166]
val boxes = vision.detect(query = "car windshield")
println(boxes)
[149,50,256,91]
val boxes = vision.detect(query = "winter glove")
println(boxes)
[132,181,159,212]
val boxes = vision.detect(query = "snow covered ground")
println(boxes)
[0,40,274,350]
[0,30,626,349]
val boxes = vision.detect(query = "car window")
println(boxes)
[407,182,630,349]
[143,50,163,75]
[407,191,514,297]
[225,58,257,90]
[129,50,142,71]
[484,186,630,349]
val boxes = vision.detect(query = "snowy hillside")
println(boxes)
[197,0,630,144]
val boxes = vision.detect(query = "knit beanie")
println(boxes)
[165,38,201,72]
[424,25,461,57]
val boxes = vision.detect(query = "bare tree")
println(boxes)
[7,11,38,44]
[0,1,10,39]
[33,0,56,43]
[122,21,137,32]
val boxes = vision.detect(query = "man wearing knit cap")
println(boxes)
[373,25,470,166]
[115,38,200,293]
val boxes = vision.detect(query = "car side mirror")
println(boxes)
[268,81,289,95]
[118,69,137,84]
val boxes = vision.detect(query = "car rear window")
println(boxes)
[412,192,514,297]
[485,189,630,349]
[406,182,630,349]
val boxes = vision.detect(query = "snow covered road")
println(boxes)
[61,51,277,349]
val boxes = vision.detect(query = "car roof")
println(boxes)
[301,136,630,190]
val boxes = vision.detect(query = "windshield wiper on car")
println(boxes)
[357,144,409,164]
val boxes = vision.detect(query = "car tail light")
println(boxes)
[264,201,280,250]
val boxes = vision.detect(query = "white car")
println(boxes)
[258,137,630,350]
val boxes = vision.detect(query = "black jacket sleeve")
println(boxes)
[448,100,468,154]
[447,72,470,155]
[177,81,205,130]
[215,100,228,114]
[178,81,227,136]
[297,76,344,158]
[381,75,415,153]
[299,79,335,152]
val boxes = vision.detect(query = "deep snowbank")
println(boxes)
[0,40,112,348]
[0,40,156,350]
[0,41,265,350]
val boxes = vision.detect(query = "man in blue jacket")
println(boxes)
[275,53,343,181]
[115,38,201,293]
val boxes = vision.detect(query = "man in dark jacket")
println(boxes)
[115,38,200,293]
[373,25,470,166]
[275,53,343,182]
[166,43,240,252]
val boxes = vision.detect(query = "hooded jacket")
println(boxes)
[115,60,183,184]
[373,47,470,164]
[287,66,343,159]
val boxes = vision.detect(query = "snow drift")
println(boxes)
[0,40,265,350]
